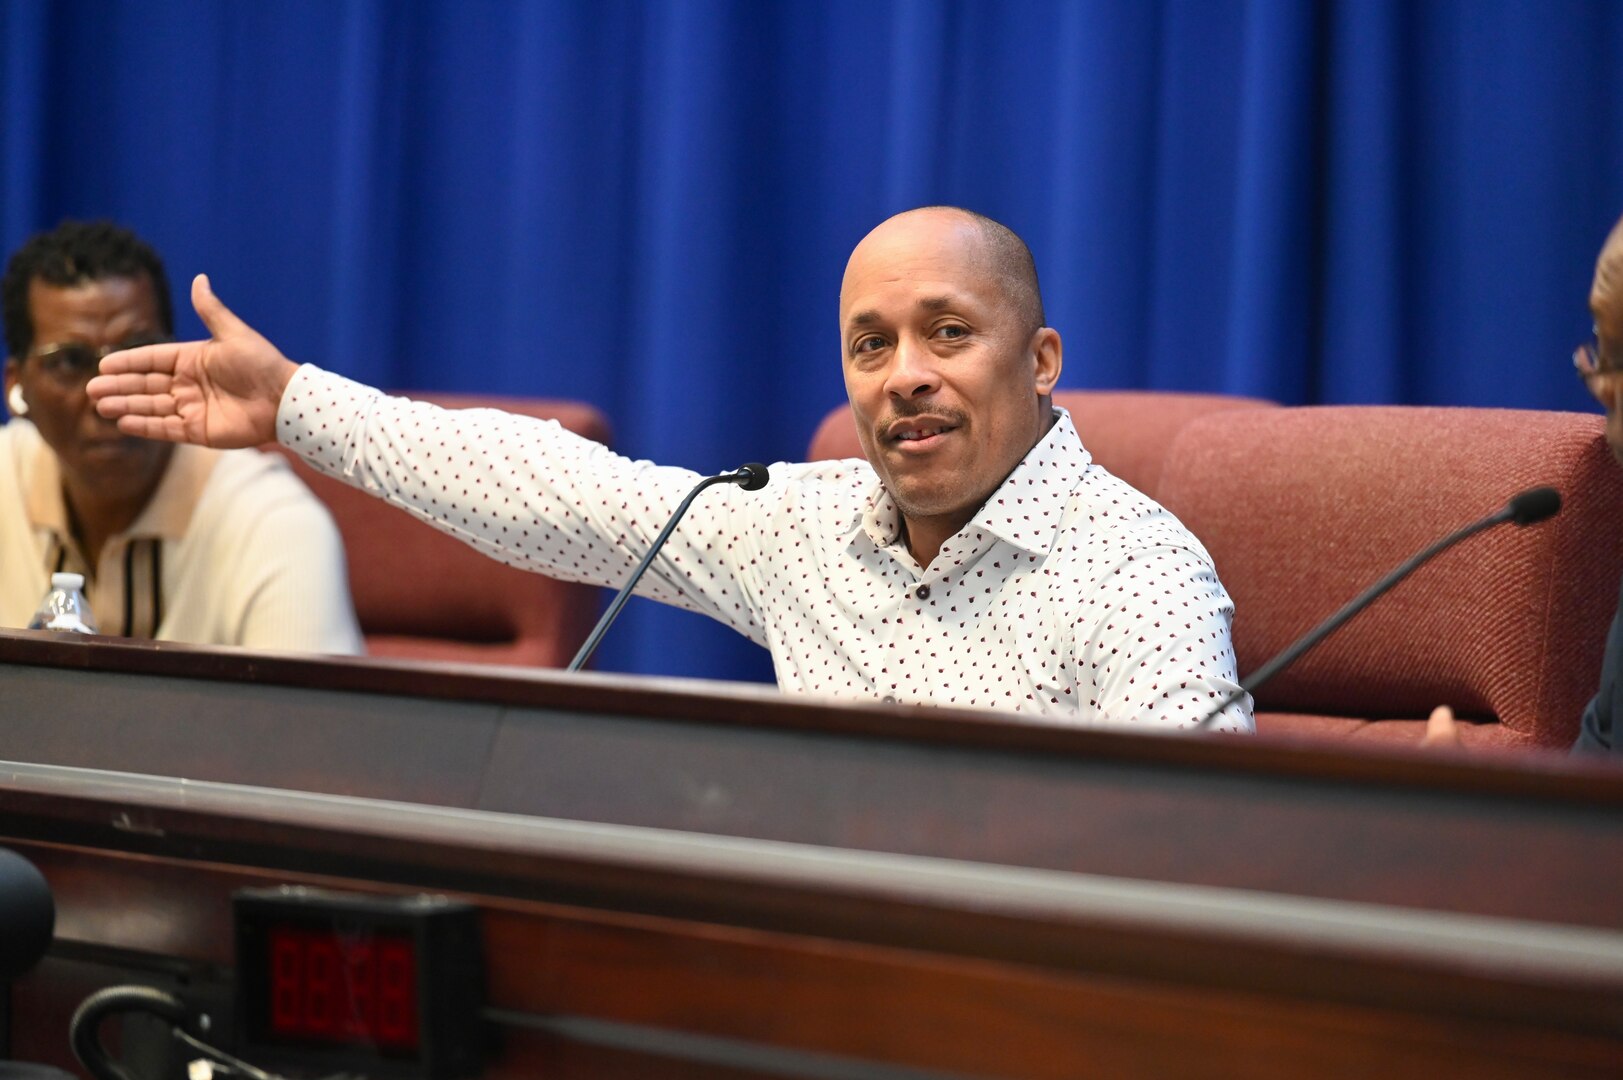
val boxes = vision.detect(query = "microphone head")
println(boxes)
[732,462,770,491]
[0,848,53,980]
[1508,486,1561,526]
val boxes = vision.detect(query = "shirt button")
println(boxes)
[916,584,931,600]
[882,695,897,704]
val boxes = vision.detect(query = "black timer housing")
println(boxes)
[234,887,484,1079]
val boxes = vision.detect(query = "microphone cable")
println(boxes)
[68,985,358,1080]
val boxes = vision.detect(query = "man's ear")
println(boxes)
[1031,327,1062,396]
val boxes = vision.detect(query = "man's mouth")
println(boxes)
[885,417,960,446]
[79,436,140,459]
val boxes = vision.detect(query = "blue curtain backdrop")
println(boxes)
[3,0,1621,682]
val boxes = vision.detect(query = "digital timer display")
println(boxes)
[235,887,483,1079]
[265,925,420,1048]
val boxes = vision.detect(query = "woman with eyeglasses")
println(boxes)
[0,220,361,653]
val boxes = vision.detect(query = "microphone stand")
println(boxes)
[1194,488,1559,732]
[567,464,768,673]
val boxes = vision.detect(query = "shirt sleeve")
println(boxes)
[1572,579,1621,755]
[1073,540,1253,733]
[276,365,772,645]
[1573,692,1612,754]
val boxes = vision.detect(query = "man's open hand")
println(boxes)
[88,274,298,449]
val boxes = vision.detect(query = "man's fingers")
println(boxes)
[1422,705,1463,748]
[93,394,130,419]
[113,413,191,443]
[88,369,181,418]
[116,392,180,417]
[94,341,180,377]
[89,369,176,397]
[97,390,180,420]
[191,273,252,339]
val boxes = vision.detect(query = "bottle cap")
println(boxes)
[49,572,85,590]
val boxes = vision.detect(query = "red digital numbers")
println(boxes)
[267,926,419,1049]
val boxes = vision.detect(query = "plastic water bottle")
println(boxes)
[27,572,98,634]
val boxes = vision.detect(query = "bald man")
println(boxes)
[88,207,1249,731]
[1427,214,1623,753]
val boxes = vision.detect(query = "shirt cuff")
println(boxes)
[276,364,381,476]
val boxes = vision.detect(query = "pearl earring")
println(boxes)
[7,385,26,417]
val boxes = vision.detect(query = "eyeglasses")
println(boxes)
[25,337,170,387]
[1575,326,1623,392]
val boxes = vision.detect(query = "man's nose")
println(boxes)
[883,336,941,399]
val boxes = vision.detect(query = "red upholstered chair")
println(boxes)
[268,392,610,667]
[1155,407,1623,748]
[807,390,1280,498]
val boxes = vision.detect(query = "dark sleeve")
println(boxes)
[1572,577,1623,755]
[1574,691,1611,753]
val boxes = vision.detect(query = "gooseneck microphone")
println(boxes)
[1194,486,1562,732]
[567,463,771,672]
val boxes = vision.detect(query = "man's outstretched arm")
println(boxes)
[88,274,298,449]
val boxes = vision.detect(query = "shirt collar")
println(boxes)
[845,406,1092,558]
[23,439,217,547]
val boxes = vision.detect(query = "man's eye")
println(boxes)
[935,324,967,339]
[854,335,886,353]
[42,347,95,374]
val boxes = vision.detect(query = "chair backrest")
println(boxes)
[1155,406,1623,747]
[268,392,611,668]
[806,390,1279,497]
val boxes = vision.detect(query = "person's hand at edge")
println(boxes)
[87,274,299,449]
[1422,705,1465,749]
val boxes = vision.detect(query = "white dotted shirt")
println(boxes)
[280,366,1251,732]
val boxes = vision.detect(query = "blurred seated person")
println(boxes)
[1427,212,1623,755]
[0,220,362,652]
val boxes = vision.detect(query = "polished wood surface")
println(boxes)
[2,629,1619,927]
[1,630,1621,1076]
[3,766,1622,1079]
